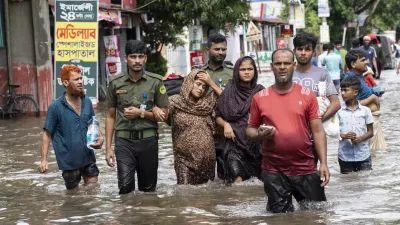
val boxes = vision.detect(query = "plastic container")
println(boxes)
[140,93,147,111]
[87,116,99,149]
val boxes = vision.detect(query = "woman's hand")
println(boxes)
[224,122,235,141]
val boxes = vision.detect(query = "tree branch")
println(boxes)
[362,0,382,29]
[355,0,376,14]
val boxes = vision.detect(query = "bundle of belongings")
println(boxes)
[163,73,184,96]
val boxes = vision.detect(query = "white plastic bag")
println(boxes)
[317,82,340,139]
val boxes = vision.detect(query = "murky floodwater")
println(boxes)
[0,69,399,225]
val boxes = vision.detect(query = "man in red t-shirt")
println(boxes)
[246,49,330,213]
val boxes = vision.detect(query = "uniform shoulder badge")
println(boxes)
[159,85,167,94]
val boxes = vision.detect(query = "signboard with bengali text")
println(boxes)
[54,0,98,99]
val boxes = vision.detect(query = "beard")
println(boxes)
[209,54,225,64]
[68,86,85,97]
[275,73,293,84]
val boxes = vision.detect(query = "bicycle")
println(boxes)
[0,84,40,119]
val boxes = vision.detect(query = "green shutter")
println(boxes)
[0,1,4,47]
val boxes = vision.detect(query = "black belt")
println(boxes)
[116,129,157,140]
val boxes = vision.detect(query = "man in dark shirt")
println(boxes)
[39,65,104,190]
[360,35,379,78]
[201,33,234,180]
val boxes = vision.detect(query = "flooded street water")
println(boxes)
[0,69,399,225]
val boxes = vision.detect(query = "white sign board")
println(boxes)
[318,0,330,17]
[320,25,330,43]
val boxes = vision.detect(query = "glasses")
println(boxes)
[239,68,254,72]
[128,54,146,59]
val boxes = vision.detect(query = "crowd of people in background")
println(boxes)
[39,31,394,214]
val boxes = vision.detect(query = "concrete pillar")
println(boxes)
[31,0,53,114]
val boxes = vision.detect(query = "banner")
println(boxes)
[281,24,294,38]
[104,35,121,76]
[295,4,305,29]
[106,63,122,77]
[189,26,203,51]
[54,0,98,99]
[190,52,204,68]
[104,35,120,63]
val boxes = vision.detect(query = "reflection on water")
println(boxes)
[0,70,399,224]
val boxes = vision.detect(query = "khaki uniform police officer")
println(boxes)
[105,40,169,194]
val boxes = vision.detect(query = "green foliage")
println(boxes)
[372,0,400,31]
[138,0,250,75]
[302,1,321,37]
[279,0,399,48]
[138,0,250,50]
[145,52,168,76]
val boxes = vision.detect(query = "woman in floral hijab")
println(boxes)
[167,69,218,185]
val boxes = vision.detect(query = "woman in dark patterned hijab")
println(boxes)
[216,56,265,183]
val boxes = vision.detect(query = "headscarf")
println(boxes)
[169,69,217,116]
[217,56,264,121]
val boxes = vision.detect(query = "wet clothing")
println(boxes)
[338,103,374,162]
[338,156,372,174]
[107,71,169,193]
[202,61,234,179]
[293,66,337,166]
[62,161,99,189]
[293,66,338,97]
[168,69,218,185]
[248,85,320,176]
[345,71,379,99]
[216,57,264,182]
[106,71,169,131]
[43,94,96,171]
[369,111,387,151]
[261,172,326,213]
[114,136,159,193]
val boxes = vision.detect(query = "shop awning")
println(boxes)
[252,17,287,24]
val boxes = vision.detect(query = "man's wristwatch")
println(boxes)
[140,110,145,118]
